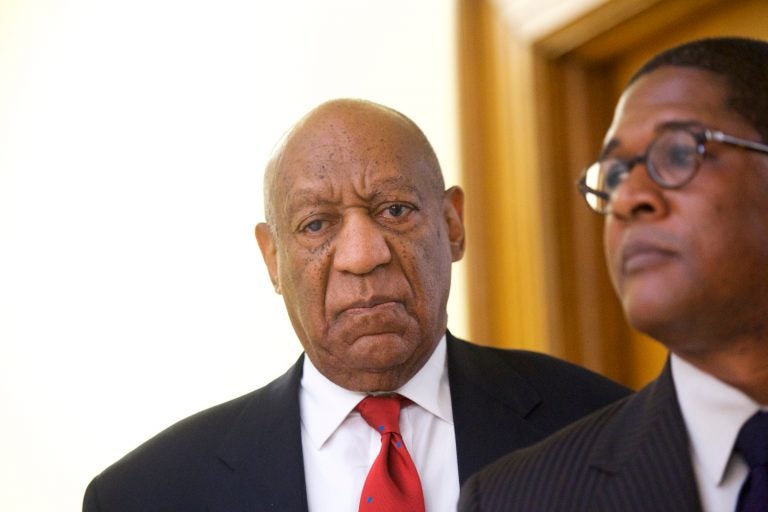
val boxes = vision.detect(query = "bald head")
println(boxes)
[254,98,464,391]
[262,99,445,225]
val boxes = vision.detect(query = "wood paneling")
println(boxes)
[457,0,549,351]
[458,0,768,389]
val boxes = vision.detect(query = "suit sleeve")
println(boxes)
[82,478,102,512]
[457,474,482,512]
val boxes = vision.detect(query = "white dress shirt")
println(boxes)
[671,354,767,512]
[299,335,459,512]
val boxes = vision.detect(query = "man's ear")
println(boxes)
[255,223,281,294]
[444,186,465,262]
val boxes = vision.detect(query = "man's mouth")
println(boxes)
[621,240,676,274]
[340,299,402,317]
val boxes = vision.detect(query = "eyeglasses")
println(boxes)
[577,124,768,214]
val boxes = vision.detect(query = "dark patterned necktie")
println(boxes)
[356,395,425,512]
[735,411,768,512]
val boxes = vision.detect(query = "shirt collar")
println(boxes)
[397,334,452,424]
[299,335,450,450]
[671,353,762,486]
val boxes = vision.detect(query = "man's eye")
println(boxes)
[665,144,697,168]
[604,162,628,190]
[303,219,325,233]
[376,203,417,227]
[385,204,410,217]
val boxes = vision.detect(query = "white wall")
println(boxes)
[0,1,464,510]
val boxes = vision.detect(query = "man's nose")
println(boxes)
[332,212,392,274]
[608,163,668,220]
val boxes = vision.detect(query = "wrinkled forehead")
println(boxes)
[270,106,443,195]
[276,139,436,207]
[284,104,422,161]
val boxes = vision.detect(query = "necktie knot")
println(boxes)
[355,395,406,435]
[736,411,768,468]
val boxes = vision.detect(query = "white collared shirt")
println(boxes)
[299,335,459,512]
[671,354,767,512]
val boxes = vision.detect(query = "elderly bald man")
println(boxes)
[83,98,628,512]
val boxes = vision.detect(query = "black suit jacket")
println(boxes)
[83,333,629,511]
[458,360,702,512]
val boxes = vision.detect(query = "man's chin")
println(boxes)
[347,332,416,367]
[326,361,416,393]
[623,294,680,340]
[321,337,425,391]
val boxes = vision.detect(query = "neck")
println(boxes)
[675,338,768,405]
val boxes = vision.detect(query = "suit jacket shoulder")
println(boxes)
[83,356,309,512]
[458,361,701,512]
[447,333,630,483]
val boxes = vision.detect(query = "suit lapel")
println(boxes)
[588,361,701,511]
[447,333,545,484]
[207,355,310,512]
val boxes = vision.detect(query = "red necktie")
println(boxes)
[356,395,425,512]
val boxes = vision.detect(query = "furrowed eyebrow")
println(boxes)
[367,174,422,192]
[655,120,705,132]
[368,184,422,203]
[281,191,336,218]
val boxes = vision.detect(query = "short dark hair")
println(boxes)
[629,37,768,142]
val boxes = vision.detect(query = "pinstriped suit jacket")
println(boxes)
[458,360,702,512]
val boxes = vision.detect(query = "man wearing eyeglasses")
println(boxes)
[459,37,768,512]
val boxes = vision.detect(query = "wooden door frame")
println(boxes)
[458,0,736,386]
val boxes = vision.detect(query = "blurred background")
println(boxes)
[1,0,766,509]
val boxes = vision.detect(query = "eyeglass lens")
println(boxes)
[582,129,702,213]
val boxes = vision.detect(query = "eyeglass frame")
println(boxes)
[577,122,768,214]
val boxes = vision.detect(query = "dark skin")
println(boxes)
[603,66,768,404]
[256,99,465,392]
